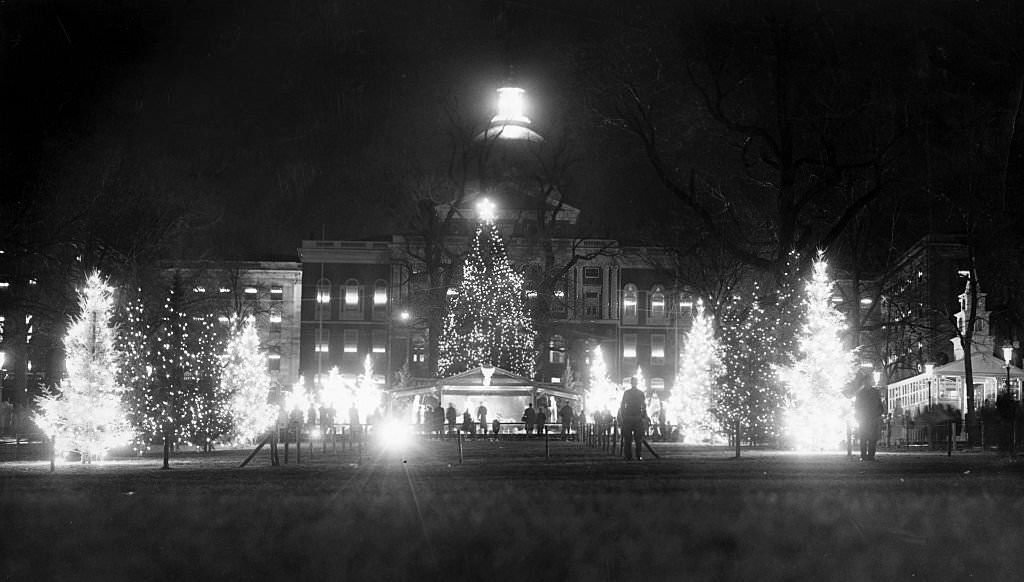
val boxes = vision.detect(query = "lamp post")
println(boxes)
[925,362,935,410]
[1003,345,1013,397]
[1002,345,1015,455]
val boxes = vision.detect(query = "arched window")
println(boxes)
[650,286,666,322]
[373,280,388,307]
[622,284,638,323]
[315,278,331,320]
[343,279,361,317]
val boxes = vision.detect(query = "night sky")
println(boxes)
[3,1,1022,267]
[3,0,650,260]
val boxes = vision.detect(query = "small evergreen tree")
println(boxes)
[221,315,277,443]
[777,254,857,450]
[714,291,784,454]
[35,272,131,462]
[670,299,721,443]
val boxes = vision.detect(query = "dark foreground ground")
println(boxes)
[2,437,1023,581]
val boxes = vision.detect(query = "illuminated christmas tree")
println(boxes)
[437,199,536,377]
[116,287,155,454]
[128,279,227,468]
[586,345,619,420]
[668,299,720,443]
[777,254,857,450]
[183,314,229,452]
[35,272,131,462]
[713,291,784,450]
[220,315,277,443]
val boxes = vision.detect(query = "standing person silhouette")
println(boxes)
[445,403,457,436]
[477,402,489,435]
[618,377,648,460]
[522,403,536,435]
[855,381,884,461]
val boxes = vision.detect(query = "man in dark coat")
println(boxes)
[522,403,536,435]
[618,377,648,460]
[445,403,458,436]
[855,382,884,461]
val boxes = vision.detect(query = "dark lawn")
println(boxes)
[3,438,1023,581]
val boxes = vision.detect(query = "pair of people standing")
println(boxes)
[522,402,550,435]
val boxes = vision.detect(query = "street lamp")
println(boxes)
[925,362,935,410]
[1003,346,1011,395]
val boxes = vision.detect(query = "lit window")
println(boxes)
[316,280,331,304]
[268,353,281,372]
[315,329,330,353]
[219,286,231,294]
[623,284,638,322]
[0,282,9,289]
[316,279,331,321]
[373,282,387,306]
[343,329,358,353]
[623,334,637,359]
[193,286,207,293]
[652,334,665,364]
[650,287,666,321]
[217,315,229,324]
[372,329,386,353]
[269,312,282,323]
[551,377,561,384]
[244,286,258,295]
[270,286,283,300]
[549,335,565,364]
[412,336,426,363]
[344,279,360,312]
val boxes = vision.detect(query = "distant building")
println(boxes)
[165,261,303,392]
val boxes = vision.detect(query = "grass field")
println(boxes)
[3,437,1024,581]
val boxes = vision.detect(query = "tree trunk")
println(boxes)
[734,420,742,459]
[162,433,171,469]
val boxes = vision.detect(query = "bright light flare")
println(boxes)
[376,420,413,450]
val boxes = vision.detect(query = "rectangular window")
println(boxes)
[268,353,281,372]
[373,287,387,306]
[270,285,283,300]
[244,286,258,295]
[372,329,386,353]
[345,286,359,306]
[584,290,601,318]
[344,329,359,353]
[551,285,567,313]
[583,267,601,284]
[651,334,665,365]
[315,328,330,353]
[269,309,282,333]
[623,334,637,359]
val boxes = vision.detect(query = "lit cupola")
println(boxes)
[478,86,543,142]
